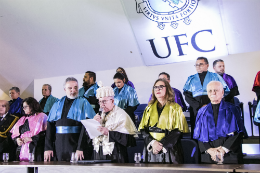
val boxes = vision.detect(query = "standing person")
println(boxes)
[252,71,260,103]
[0,100,19,161]
[111,67,135,89]
[113,72,139,122]
[139,78,189,163]
[213,59,240,103]
[44,77,96,162]
[9,87,24,117]
[148,72,187,112]
[193,81,245,164]
[39,84,58,115]
[79,71,100,113]
[11,97,47,161]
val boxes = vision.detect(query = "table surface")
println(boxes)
[235,164,260,172]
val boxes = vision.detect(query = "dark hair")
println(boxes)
[113,72,125,82]
[116,67,129,83]
[159,72,170,80]
[43,84,52,92]
[149,78,175,106]
[23,97,42,116]
[9,87,20,93]
[197,57,208,64]
[213,59,224,67]
[85,71,96,82]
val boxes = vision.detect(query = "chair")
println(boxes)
[248,99,258,136]
[134,104,147,127]
[180,138,200,163]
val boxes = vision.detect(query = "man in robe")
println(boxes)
[77,84,137,163]
[213,59,240,103]
[252,71,260,103]
[148,72,187,112]
[8,87,24,117]
[193,81,245,164]
[79,71,99,113]
[0,100,19,161]
[44,77,96,161]
[39,84,58,115]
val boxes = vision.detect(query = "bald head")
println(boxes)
[207,81,224,104]
[0,100,9,116]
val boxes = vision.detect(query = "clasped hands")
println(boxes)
[152,141,163,154]
[207,146,226,162]
[94,114,109,136]
[16,137,32,146]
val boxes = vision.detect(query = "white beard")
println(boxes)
[67,94,78,99]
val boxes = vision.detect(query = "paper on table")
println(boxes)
[81,119,102,139]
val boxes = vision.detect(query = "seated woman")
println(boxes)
[138,78,189,163]
[11,97,47,161]
[111,67,135,89]
[113,72,139,122]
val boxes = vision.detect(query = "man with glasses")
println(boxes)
[213,59,240,103]
[183,57,230,134]
[76,84,137,163]
[39,84,58,115]
[44,77,96,162]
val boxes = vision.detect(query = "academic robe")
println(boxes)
[111,80,135,89]
[221,73,240,103]
[87,106,137,163]
[254,101,260,124]
[39,95,58,115]
[9,97,24,117]
[252,71,260,103]
[193,100,245,163]
[148,87,187,112]
[0,113,19,161]
[138,101,189,163]
[114,84,139,122]
[11,113,47,161]
[45,96,95,161]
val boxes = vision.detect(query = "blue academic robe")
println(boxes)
[78,82,99,98]
[254,101,260,124]
[39,95,58,114]
[9,97,23,116]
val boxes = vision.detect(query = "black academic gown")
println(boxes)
[198,104,243,164]
[40,96,49,115]
[0,113,19,161]
[83,84,100,113]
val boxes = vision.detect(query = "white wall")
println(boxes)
[0,89,10,101]
[35,50,260,136]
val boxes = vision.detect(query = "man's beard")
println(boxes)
[67,93,78,99]
[82,81,90,87]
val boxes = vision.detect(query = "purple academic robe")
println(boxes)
[222,73,238,90]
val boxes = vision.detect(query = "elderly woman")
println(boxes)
[138,78,189,163]
[11,97,47,161]
[113,72,139,122]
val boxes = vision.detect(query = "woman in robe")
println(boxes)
[111,67,135,89]
[113,72,139,122]
[138,78,189,163]
[11,97,47,161]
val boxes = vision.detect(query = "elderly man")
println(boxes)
[77,84,137,163]
[148,72,187,111]
[213,59,240,103]
[44,77,96,162]
[193,81,245,164]
[79,71,99,113]
[8,87,23,117]
[0,100,19,161]
[39,84,58,115]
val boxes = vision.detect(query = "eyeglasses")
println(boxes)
[22,106,29,109]
[98,99,112,105]
[153,85,166,90]
[194,63,206,67]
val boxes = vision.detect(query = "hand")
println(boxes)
[97,126,109,135]
[76,150,84,161]
[17,138,24,146]
[207,148,219,161]
[22,137,32,143]
[94,114,101,123]
[217,146,226,156]
[44,150,53,162]
[152,141,163,154]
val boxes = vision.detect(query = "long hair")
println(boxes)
[116,67,129,84]
[23,97,43,116]
[113,72,126,83]
[148,78,175,106]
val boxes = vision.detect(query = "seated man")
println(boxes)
[39,84,58,115]
[8,87,23,117]
[77,84,137,163]
[0,100,19,161]
[193,81,245,164]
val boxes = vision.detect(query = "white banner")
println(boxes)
[121,0,228,65]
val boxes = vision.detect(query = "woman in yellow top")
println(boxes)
[139,78,189,163]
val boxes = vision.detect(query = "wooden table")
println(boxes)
[235,164,260,172]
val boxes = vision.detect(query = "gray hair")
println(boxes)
[63,77,78,88]
[207,81,224,91]
[9,87,20,93]
[43,84,52,92]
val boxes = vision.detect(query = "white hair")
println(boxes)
[207,81,224,91]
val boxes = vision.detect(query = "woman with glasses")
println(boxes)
[11,97,47,161]
[111,67,135,89]
[139,78,189,163]
[113,72,139,122]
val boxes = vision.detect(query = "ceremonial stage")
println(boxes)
[0,162,259,173]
